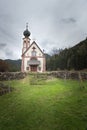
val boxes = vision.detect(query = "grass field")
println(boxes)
[0,75,87,130]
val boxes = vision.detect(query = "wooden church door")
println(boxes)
[30,65,37,72]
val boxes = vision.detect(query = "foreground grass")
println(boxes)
[0,76,87,130]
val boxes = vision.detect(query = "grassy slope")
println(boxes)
[0,77,87,130]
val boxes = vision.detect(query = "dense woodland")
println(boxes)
[46,38,87,70]
[0,38,87,72]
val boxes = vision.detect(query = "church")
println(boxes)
[21,24,46,72]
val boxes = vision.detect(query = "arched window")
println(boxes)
[31,51,36,57]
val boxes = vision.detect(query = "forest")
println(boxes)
[46,38,87,71]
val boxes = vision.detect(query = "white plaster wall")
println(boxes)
[37,58,44,72]
[23,42,45,72]
[24,57,30,71]
[24,57,44,72]
[25,43,43,57]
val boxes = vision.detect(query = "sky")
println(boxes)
[0,0,87,59]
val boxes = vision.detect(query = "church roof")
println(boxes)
[22,41,44,56]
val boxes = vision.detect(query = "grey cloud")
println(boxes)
[0,13,13,23]
[61,18,77,24]
[0,43,7,49]
[0,26,11,37]
[41,39,60,53]
[5,49,14,58]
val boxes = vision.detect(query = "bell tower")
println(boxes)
[21,23,31,72]
[22,23,31,54]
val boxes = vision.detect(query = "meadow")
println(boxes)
[0,74,87,130]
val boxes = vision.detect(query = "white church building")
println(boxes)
[21,24,46,72]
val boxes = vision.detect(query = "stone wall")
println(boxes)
[0,72,26,81]
[49,71,87,80]
[0,71,87,81]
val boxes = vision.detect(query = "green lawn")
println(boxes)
[0,75,87,130]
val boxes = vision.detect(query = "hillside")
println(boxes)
[46,38,87,70]
[73,38,87,48]
[5,59,21,72]
[67,38,87,70]
[0,59,21,72]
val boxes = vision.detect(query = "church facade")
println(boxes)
[21,25,46,72]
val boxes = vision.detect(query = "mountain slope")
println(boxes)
[5,59,21,72]
[46,38,87,70]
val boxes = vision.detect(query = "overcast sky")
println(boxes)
[0,0,87,59]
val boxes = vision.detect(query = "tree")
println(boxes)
[0,60,9,72]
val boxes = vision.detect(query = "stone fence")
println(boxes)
[0,72,26,81]
[49,71,87,80]
[0,71,87,81]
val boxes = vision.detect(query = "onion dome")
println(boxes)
[23,23,31,37]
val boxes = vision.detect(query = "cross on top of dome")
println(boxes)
[23,23,31,37]
[26,23,28,30]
